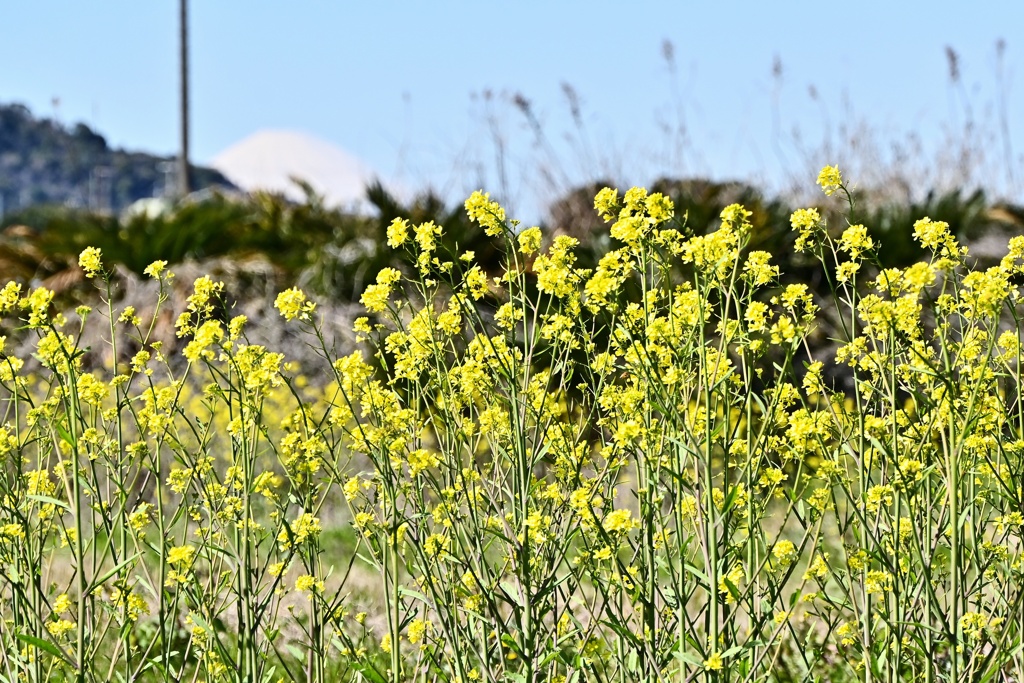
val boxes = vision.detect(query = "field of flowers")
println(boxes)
[0,167,1022,682]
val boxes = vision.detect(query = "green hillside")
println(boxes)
[0,102,233,213]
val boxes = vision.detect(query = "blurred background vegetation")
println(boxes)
[2,97,1024,322]
[3,167,1021,302]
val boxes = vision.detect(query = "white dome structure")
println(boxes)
[210,130,376,208]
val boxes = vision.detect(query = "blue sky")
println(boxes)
[3,1,1021,218]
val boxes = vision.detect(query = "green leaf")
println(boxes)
[187,612,212,633]
[55,423,75,447]
[722,644,745,658]
[15,633,74,667]
[353,662,387,683]
[397,587,429,603]
[87,553,141,596]
[25,495,70,511]
[673,649,703,667]
[722,576,741,603]
[500,632,524,658]
[499,581,525,609]
[601,618,641,648]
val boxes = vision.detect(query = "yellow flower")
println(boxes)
[610,215,647,244]
[353,317,372,337]
[125,593,149,621]
[960,612,988,640]
[0,282,22,314]
[758,467,787,489]
[836,261,860,283]
[294,574,323,594]
[744,301,771,333]
[817,164,842,195]
[704,651,724,671]
[645,192,674,223]
[464,266,489,300]
[534,236,582,298]
[361,268,402,313]
[423,533,449,556]
[593,187,619,221]
[278,513,322,549]
[602,508,638,534]
[790,208,822,252]
[465,191,506,236]
[413,220,442,254]
[797,364,823,397]
[128,503,153,533]
[118,306,141,326]
[275,287,316,322]
[494,302,523,330]
[408,448,440,476]
[47,619,75,638]
[228,315,247,339]
[865,484,894,513]
[623,186,648,213]
[865,570,893,595]
[743,251,779,286]
[838,224,873,258]
[343,476,362,500]
[20,287,54,328]
[182,320,224,362]
[387,217,410,248]
[518,226,542,255]
[720,202,752,228]
[772,539,799,567]
[803,553,829,581]
[836,621,857,646]
[408,618,431,644]
[54,594,73,614]
[78,247,103,278]
[76,373,109,407]
[144,260,168,279]
[167,545,196,568]
[770,317,797,345]
[912,217,956,254]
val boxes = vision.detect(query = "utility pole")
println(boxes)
[178,0,190,198]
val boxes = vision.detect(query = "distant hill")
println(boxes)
[0,102,234,214]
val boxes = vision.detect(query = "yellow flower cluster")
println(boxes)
[275,286,317,322]
[0,164,1021,681]
[464,190,506,236]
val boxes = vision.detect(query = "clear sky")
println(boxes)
[3,1,1021,219]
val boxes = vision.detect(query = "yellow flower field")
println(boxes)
[0,169,1022,682]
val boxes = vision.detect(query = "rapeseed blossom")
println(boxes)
[817,164,842,195]
[275,287,316,322]
[464,190,506,236]
[838,224,873,258]
[517,226,542,255]
[360,267,402,312]
[593,187,619,221]
[143,259,167,279]
[602,508,638,534]
[5,167,1023,681]
[387,217,410,247]
[78,247,103,278]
